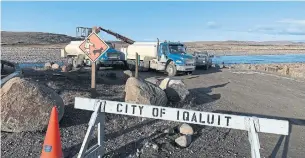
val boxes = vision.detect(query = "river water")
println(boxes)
[212,54,305,65]
[16,54,305,69]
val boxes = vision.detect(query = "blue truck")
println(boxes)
[121,39,196,76]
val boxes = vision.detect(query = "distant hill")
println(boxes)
[1,31,82,45]
[1,31,304,46]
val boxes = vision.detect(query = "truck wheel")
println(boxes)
[127,60,135,71]
[73,58,84,68]
[166,62,177,76]
[186,71,192,75]
[96,63,101,71]
[203,64,209,70]
[67,57,73,65]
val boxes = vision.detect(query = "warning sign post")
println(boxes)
[79,31,109,98]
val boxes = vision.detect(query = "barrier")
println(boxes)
[74,97,289,158]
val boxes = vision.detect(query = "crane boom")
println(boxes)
[94,26,135,45]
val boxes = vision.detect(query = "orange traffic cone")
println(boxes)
[40,106,63,158]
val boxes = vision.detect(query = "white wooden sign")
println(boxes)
[74,97,290,158]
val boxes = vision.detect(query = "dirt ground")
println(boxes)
[1,67,305,158]
[1,31,305,158]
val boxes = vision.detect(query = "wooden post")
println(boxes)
[135,53,139,79]
[91,28,97,98]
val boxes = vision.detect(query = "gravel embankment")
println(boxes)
[1,47,65,63]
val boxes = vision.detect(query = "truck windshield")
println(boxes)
[169,44,186,54]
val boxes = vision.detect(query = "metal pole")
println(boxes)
[135,53,139,79]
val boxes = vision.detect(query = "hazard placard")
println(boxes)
[79,32,109,62]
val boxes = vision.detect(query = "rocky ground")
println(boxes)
[1,67,305,158]
[229,63,305,80]
[1,31,305,158]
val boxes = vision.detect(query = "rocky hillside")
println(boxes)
[1,31,82,45]
[1,31,305,55]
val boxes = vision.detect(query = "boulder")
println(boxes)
[175,135,192,147]
[61,65,68,72]
[61,64,72,72]
[124,70,133,77]
[125,77,167,106]
[1,77,65,132]
[51,63,60,70]
[179,123,194,135]
[145,77,164,86]
[123,70,133,81]
[44,62,52,70]
[159,78,190,103]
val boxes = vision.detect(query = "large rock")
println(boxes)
[125,77,167,106]
[175,135,192,147]
[179,123,194,135]
[159,78,190,103]
[1,77,65,132]
[44,62,52,70]
[51,63,60,70]
[145,77,164,86]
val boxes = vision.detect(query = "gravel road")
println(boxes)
[1,67,305,158]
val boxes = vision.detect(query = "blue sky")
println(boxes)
[1,1,305,42]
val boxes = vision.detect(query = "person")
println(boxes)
[84,38,95,54]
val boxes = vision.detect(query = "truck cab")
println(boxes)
[160,42,195,75]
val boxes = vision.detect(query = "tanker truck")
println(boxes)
[60,41,124,70]
[121,39,196,76]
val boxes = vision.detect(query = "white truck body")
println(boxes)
[121,42,158,60]
[61,41,85,58]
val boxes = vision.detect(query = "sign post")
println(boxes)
[79,30,110,98]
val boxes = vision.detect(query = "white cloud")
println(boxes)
[248,19,305,36]
[206,21,220,29]
[277,19,305,25]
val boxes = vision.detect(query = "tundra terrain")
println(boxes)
[1,31,305,158]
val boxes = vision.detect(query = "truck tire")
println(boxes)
[73,58,84,68]
[67,57,73,65]
[166,61,177,76]
[95,63,101,71]
[203,64,209,70]
[127,60,135,71]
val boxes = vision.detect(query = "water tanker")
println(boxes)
[121,39,196,76]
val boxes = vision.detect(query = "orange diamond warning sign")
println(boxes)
[79,32,109,62]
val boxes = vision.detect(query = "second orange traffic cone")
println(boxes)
[40,106,63,158]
